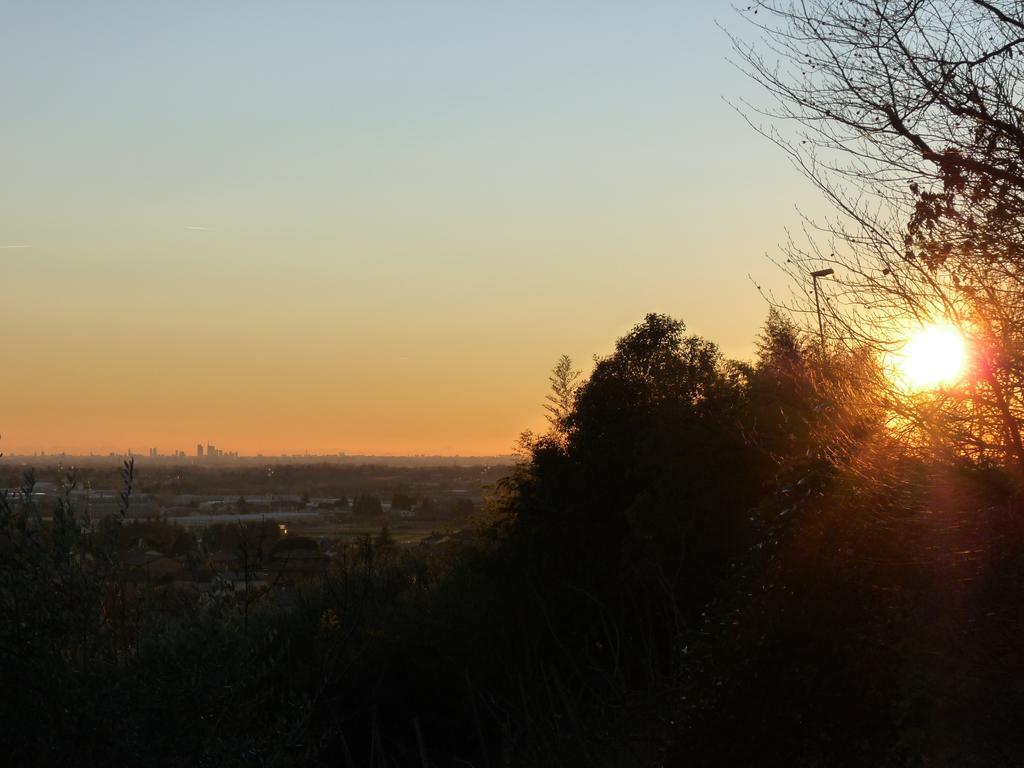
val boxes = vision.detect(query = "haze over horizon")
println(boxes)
[2,1,814,456]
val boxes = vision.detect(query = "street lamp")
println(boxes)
[811,268,835,355]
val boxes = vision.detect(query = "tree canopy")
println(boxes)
[735,0,1024,479]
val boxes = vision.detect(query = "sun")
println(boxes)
[894,324,968,390]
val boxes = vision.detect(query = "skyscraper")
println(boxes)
[196,443,204,458]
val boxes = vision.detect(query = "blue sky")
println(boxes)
[1,1,816,454]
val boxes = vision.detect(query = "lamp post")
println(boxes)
[811,268,834,355]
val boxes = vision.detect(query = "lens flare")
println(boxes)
[894,324,967,390]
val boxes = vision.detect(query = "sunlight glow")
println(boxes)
[894,324,967,390]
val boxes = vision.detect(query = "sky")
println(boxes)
[1,1,815,456]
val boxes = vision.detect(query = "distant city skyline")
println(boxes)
[1,443,516,459]
[0,450,516,470]
[2,2,816,456]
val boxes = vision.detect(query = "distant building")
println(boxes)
[196,443,204,458]
[149,447,158,458]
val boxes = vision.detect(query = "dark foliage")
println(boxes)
[4,312,1024,765]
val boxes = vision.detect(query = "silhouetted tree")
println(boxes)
[735,0,1024,478]
[748,309,815,463]
[353,494,383,518]
[543,354,581,440]
[391,492,415,511]
[505,314,760,627]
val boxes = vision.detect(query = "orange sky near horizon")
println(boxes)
[2,2,813,456]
